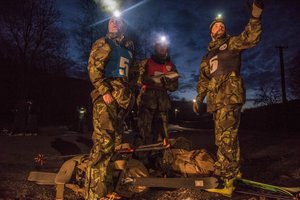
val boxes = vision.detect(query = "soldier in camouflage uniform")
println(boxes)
[193,0,263,197]
[85,15,135,200]
[135,37,178,149]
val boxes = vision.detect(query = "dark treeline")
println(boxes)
[0,57,92,128]
[0,0,91,130]
[0,0,149,131]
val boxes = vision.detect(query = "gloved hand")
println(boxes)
[252,0,263,18]
[193,101,200,114]
[193,95,205,115]
[192,97,203,115]
[160,76,170,87]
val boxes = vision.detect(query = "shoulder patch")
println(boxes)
[219,43,228,51]
[166,65,172,72]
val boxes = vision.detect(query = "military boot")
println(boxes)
[206,177,235,197]
[206,172,242,197]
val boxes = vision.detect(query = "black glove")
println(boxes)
[251,0,263,18]
[254,0,264,9]
[160,76,170,87]
[192,96,203,115]
[193,95,204,115]
[193,101,201,114]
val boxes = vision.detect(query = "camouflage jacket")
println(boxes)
[196,16,262,112]
[88,33,138,109]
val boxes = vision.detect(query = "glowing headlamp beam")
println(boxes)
[89,0,148,27]
[99,0,119,11]
[121,0,148,13]
[160,36,166,42]
[113,10,121,17]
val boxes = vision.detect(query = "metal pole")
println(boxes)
[275,46,288,104]
[275,46,288,132]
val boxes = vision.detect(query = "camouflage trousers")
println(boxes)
[136,106,168,146]
[84,98,125,200]
[213,105,242,180]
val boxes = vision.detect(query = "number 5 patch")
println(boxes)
[119,57,129,76]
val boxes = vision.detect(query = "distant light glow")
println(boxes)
[78,107,86,114]
[217,14,222,18]
[193,99,196,103]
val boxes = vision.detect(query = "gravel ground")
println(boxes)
[1,126,300,200]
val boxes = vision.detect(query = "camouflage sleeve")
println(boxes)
[136,59,148,87]
[229,16,262,50]
[196,57,210,102]
[165,64,179,92]
[128,60,139,90]
[87,37,112,95]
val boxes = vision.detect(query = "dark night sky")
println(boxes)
[56,0,300,107]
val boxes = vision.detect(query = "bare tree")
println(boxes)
[0,0,69,98]
[254,85,281,106]
[73,0,106,67]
